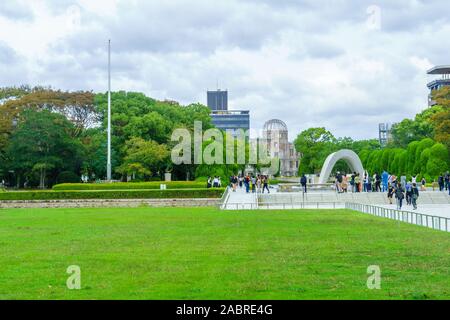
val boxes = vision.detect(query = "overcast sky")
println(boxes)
[1,0,449,140]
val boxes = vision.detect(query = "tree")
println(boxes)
[426,143,449,179]
[389,106,442,148]
[116,137,169,180]
[294,127,335,174]
[5,109,82,188]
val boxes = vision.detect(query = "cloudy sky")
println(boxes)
[1,0,449,140]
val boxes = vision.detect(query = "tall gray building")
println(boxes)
[206,90,250,135]
[207,89,228,111]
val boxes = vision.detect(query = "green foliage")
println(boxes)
[52,181,207,190]
[0,188,224,200]
[389,106,442,148]
[360,138,448,181]
[5,109,83,188]
[56,171,80,184]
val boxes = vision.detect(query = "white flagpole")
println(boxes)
[107,39,112,181]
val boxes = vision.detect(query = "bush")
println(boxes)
[52,181,207,190]
[0,188,225,200]
[57,171,80,184]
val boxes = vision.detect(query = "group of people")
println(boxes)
[229,174,270,194]
[206,176,222,188]
[387,178,420,210]
[433,173,450,193]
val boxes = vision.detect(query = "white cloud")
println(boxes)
[0,0,449,140]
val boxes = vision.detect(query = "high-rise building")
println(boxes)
[206,90,250,135]
[427,65,450,106]
[207,89,228,111]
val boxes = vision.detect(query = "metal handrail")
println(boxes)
[345,202,449,233]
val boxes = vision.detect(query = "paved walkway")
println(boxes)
[379,204,450,219]
[224,186,258,210]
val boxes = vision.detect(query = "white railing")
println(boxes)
[345,202,449,233]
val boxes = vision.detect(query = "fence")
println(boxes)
[223,201,345,210]
[345,202,450,233]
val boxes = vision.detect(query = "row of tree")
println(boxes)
[0,87,214,188]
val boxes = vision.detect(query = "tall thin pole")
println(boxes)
[107,39,112,181]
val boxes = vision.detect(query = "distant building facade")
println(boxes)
[262,119,299,177]
[427,65,450,106]
[207,90,228,111]
[206,89,250,135]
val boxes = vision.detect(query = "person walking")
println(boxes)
[382,171,389,192]
[411,182,419,210]
[405,181,412,205]
[244,174,250,193]
[438,174,444,192]
[300,174,307,193]
[262,176,270,194]
[355,173,361,193]
[387,183,394,204]
[251,175,256,193]
[395,183,405,210]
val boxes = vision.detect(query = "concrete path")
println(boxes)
[379,204,450,219]
[224,186,258,210]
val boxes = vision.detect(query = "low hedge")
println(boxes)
[0,188,224,201]
[52,181,207,191]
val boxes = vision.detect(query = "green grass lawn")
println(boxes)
[0,207,449,300]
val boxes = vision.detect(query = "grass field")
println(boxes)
[0,207,449,300]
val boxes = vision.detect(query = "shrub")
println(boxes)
[0,188,225,200]
[52,181,207,190]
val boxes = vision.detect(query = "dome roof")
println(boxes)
[263,119,288,131]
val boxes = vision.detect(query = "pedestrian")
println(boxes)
[405,181,412,205]
[411,182,419,210]
[207,176,212,189]
[300,174,307,193]
[213,176,219,188]
[355,173,361,193]
[395,183,405,210]
[387,183,394,204]
[262,176,270,194]
[438,174,444,191]
[251,175,256,193]
[244,174,250,193]
[350,172,355,193]
[420,177,426,191]
[382,171,389,192]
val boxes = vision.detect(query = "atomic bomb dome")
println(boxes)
[262,119,299,177]
[263,119,288,132]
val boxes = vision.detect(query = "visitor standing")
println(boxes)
[382,171,389,192]
[420,177,426,191]
[262,176,270,194]
[438,174,444,191]
[251,176,256,193]
[350,172,355,193]
[207,177,212,189]
[300,174,307,193]
[405,181,412,205]
[411,182,419,210]
[387,183,394,204]
[395,183,405,210]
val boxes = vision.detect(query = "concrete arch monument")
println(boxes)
[318,149,364,184]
